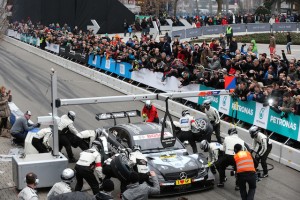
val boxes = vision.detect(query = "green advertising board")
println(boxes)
[267,109,299,141]
[231,99,256,124]
[197,84,300,141]
[198,85,220,109]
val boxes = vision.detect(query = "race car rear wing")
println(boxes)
[95,110,141,125]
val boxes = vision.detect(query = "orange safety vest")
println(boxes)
[234,151,255,173]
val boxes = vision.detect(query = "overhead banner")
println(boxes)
[202,25,224,35]
[185,28,202,38]
[272,23,298,32]
[246,23,270,32]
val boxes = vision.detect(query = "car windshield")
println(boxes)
[132,132,184,153]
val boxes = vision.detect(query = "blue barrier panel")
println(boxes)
[202,25,224,35]
[101,58,116,73]
[185,28,202,38]
[88,54,101,68]
[172,29,186,39]
[272,23,298,32]
[230,24,246,33]
[247,23,270,32]
[115,62,132,79]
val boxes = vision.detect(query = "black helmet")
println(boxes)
[249,126,259,138]
[68,111,76,121]
[182,110,190,117]
[61,168,75,183]
[199,140,209,152]
[228,128,237,135]
[91,140,103,152]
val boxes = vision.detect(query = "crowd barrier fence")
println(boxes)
[171,22,299,39]
[4,32,300,171]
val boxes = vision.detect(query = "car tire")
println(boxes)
[110,154,132,182]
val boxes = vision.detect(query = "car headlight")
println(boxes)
[157,165,169,171]
[187,161,197,167]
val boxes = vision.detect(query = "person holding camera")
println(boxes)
[279,92,295,115]
[0,86,12,137]
[207,55,221,70]
[233,82,249,101]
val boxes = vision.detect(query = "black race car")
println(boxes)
[103,122,215,196]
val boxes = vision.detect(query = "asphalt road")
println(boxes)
[1,40,300,200]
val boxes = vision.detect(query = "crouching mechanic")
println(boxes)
[75,140,103,195]
[58,111,89,163]
[249,126,272,178]
[234,144,256,200]
[129,145,150,183]
[31,126,53,153]
[76,128,102,148]
[199,140,223,174]
[142,100,159,123]
[174,110,198,153]
[216,128,248,188]
[47,168,75,198]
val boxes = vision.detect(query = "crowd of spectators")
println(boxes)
[8,17,300,117]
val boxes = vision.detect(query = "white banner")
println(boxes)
[131,68,201,103]
[253,103,269,129]
[218,95,231,115]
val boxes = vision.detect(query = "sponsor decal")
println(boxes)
[270,116,297,130]
[133,132,173,140]
[232,103,254,115]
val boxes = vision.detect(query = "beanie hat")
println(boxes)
[102,179,114,192]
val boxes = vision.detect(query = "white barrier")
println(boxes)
[4,35,300,172]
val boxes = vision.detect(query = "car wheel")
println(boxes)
[110,154,132,182]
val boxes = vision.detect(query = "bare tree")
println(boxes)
[173,0,179,16]
[217,0,223,15]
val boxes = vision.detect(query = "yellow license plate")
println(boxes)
[176,178,191,185]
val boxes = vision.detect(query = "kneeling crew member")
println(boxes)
[199,140,223,174]
[75,140,103,195]
[249,126,272,178]
[234,144,256,200]
[32,126,53,153]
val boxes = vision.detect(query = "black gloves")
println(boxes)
[34,123,41,128]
